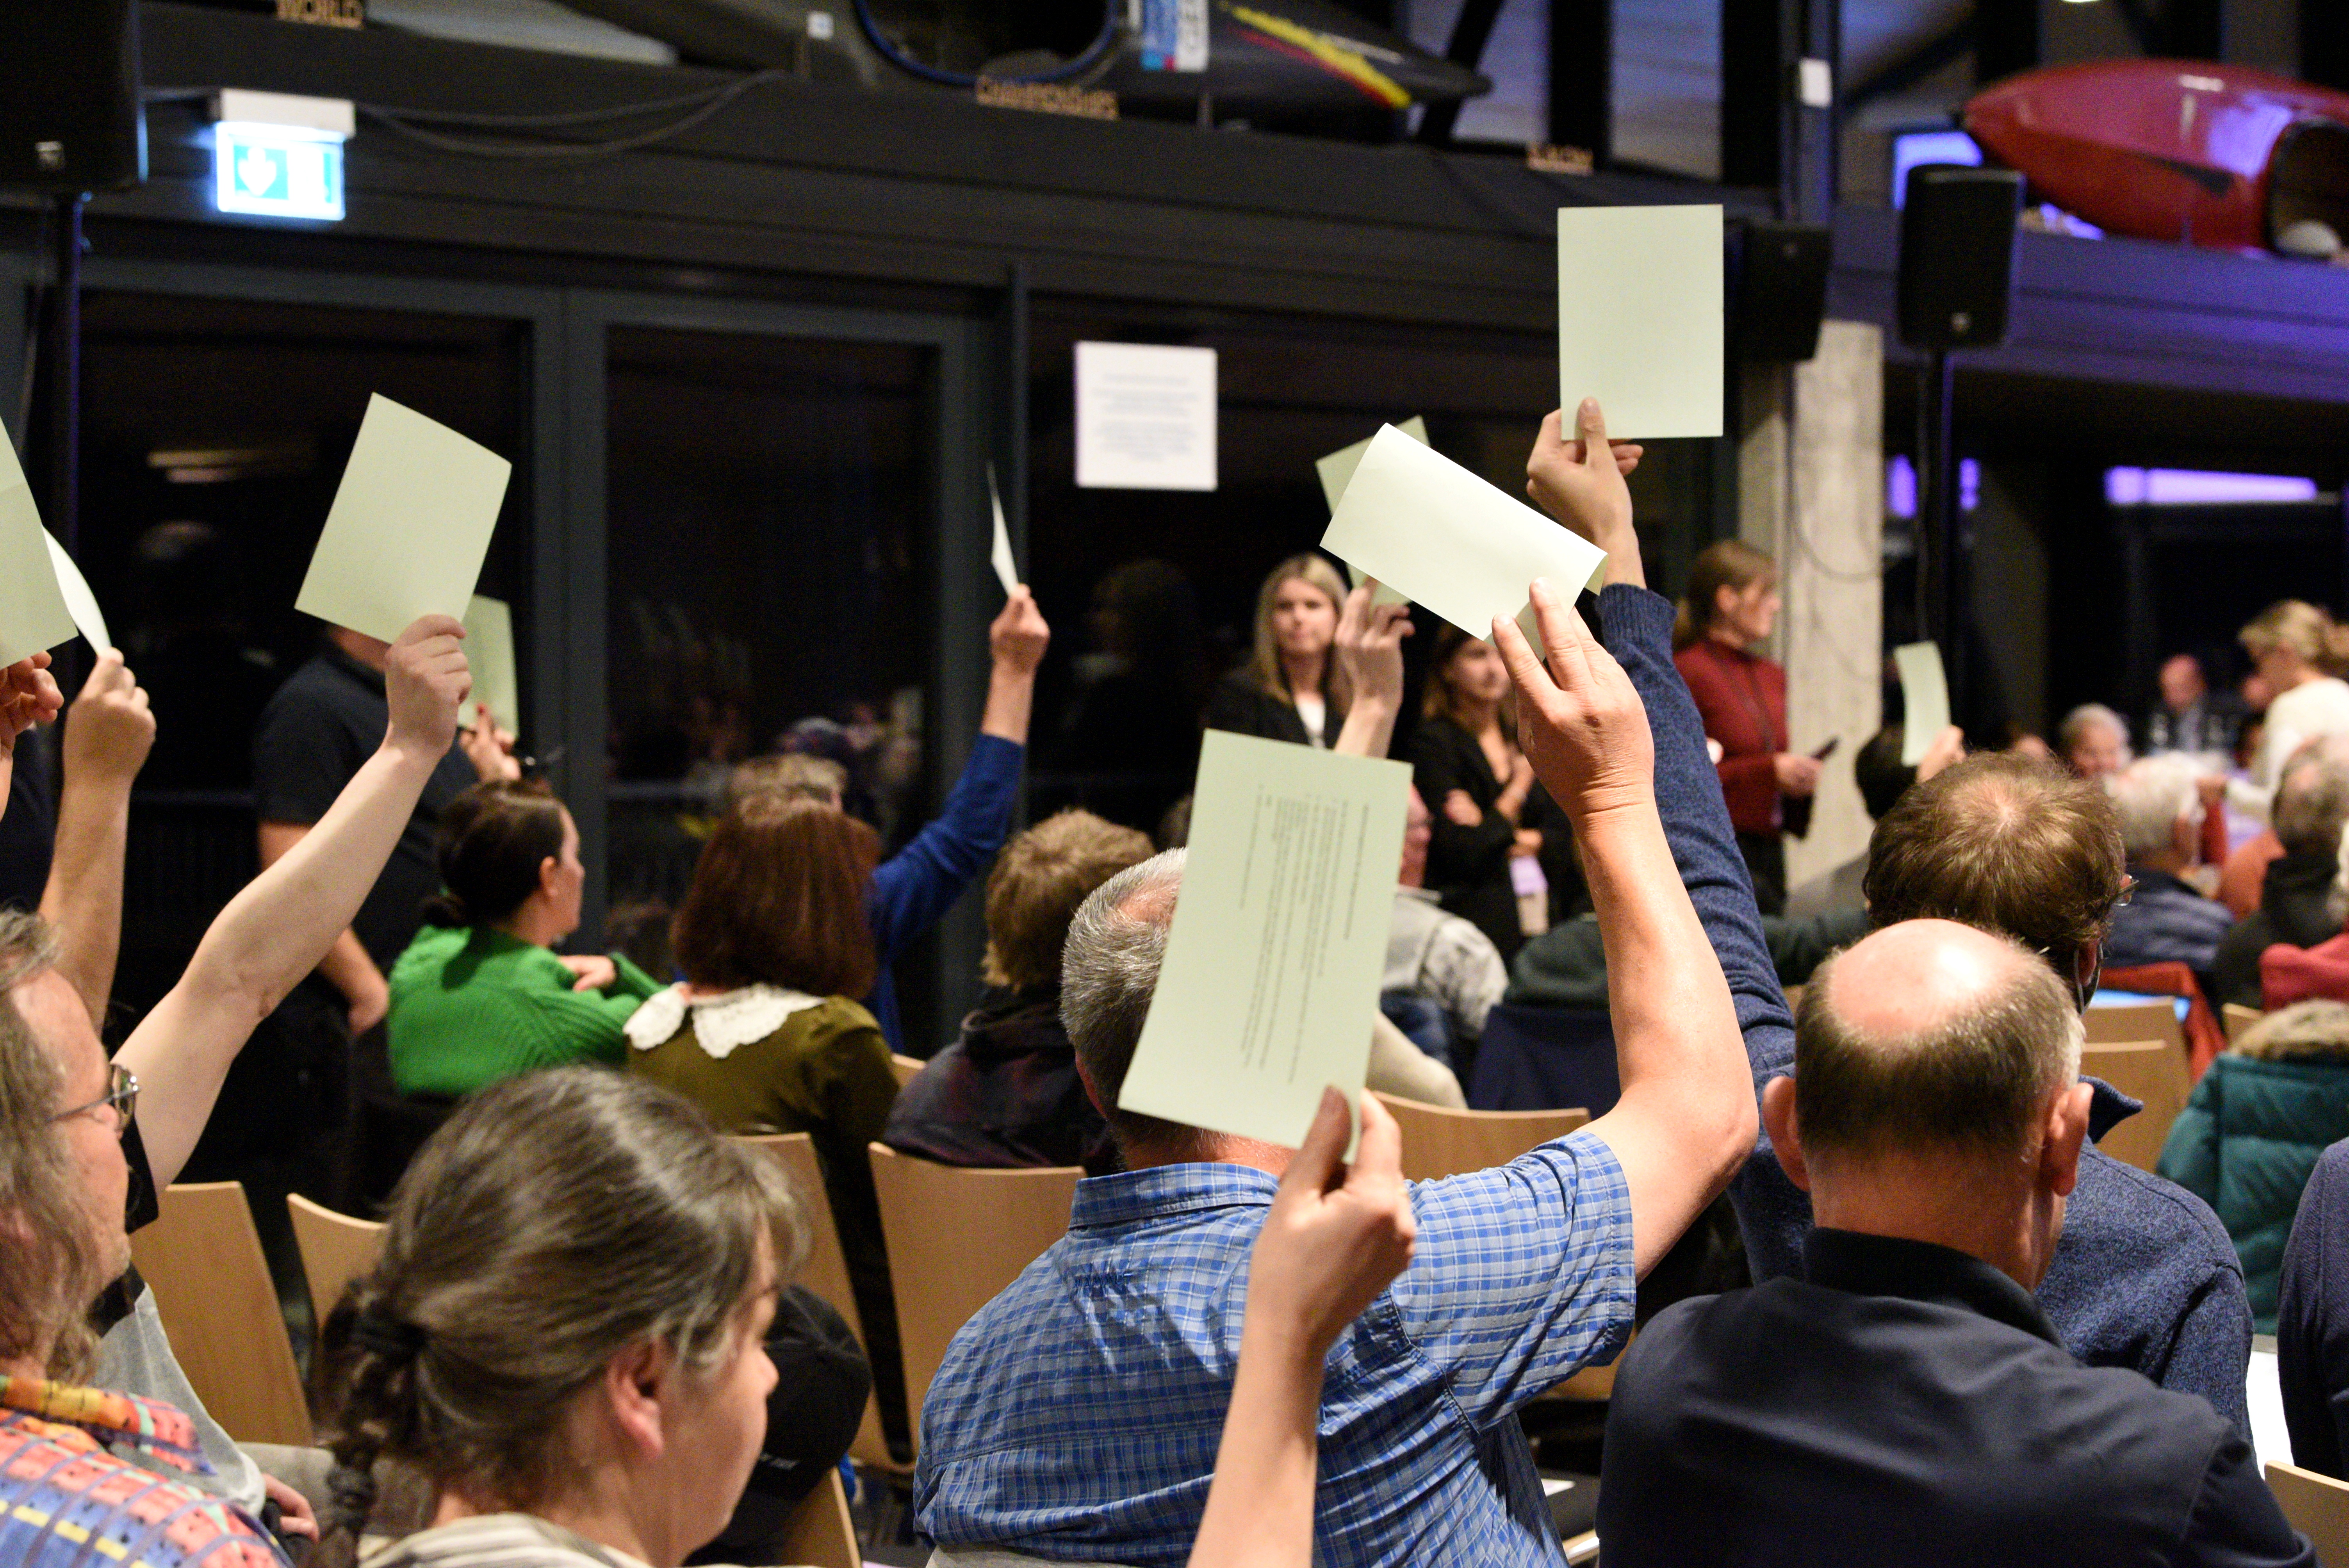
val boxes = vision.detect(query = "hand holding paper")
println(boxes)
[1490,577,1656,827]
[1894,642,1952,767]
[384,615,471,765]
[987,465,1021,598]
[1525,402,1643,589]
[1321,426,1606,643]
[295,396,512,645]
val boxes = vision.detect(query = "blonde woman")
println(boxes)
[2233,602,2349,823]
[1207,554,1352,747]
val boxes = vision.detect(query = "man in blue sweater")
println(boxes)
[1526,412,2254,1434]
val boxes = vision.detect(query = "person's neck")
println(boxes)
[328,627,390,673]
[0,1352,48,1385]
[2135,850,2192,880]
[436,1480,673,1568]
[1398,862,1425,890]
[1456,697,1500,737]
[1706,623,1748,653]
[2277,663,2320,694]
[1120,1134,1293,1179]
[495,899,567,951]
[1808,1158,2042,1290]
[1279,649,1325,700]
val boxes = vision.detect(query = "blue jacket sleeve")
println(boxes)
[867,735,1024,963]
[2279,1142,2349,1477]
[1596,584,1806,1281]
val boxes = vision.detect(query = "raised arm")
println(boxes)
[980,586,1050,745]
[1190,1089,1414,1568]
[120,616,468,1190]
[39,652,155,1024]
[1331,584,1412,760]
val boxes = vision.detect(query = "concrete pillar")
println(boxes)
[1736,320,1886,891]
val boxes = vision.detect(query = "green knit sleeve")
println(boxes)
[608,952,664,1002]
[512,956,658,1070]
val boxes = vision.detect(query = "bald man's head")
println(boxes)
[1795,920,2082,1165]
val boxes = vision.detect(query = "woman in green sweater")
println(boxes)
[387,779,661,1098]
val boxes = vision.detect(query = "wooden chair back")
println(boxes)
[2267,1462,2349,1561]
[889,1054,925,1090]
[2082,1039,2192,1173]
[1780,984,1805,1013]
[2085,999,2185,1054]
[127,1182,311,1445]
[2225,1003,2265,1044]
[867,1143,1080,1454]
[776,1468,860,1568]
[286,1192,385,1332]
[733,1133,902,1474]
[1369,1092,1590,1184]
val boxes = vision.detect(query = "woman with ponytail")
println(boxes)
[1672,541,1809,914]
[385,780,660,1097]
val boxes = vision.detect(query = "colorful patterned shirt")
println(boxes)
[0,1376,288,1568]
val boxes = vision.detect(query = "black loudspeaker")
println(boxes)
[1898,164,2023,350]
[0,0,146,195]
[1732,222,1832,362]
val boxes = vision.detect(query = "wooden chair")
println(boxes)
[889,1053,925,1090]
[1369,1092,1589,1184]
[287,1193,385,1332]
[127,1182,311,1445]
[1780,984,1805,1013]
[776,1468,860,1568]
[2085,999,2185,1055]
[2225,1003,2264,1044]
[733,1133,905,1476]
[2082,1039,2192,1173]
[867,1143,1080,1455]
[2266,1462,2349,1561]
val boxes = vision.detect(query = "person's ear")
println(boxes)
[1762,1076,1811,1192]
[540,855,563,899]
[1713,583,1739,620]
[2042,1081,2094,1198]
[600,1338,672,1462]
[2071,939,2103,1012]
[1074,1059,1110,1121]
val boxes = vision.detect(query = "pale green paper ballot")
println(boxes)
[0,422,80,665]
[1557,204,1724,440]
[463,595,520,737]
[1894,641,1951,767]
[1117,731,1411,1152]
[1316,417,1425,610]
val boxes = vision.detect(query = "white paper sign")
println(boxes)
[296,394,513,644]
[1119,731,1410,1151]
[45,534,110,653]
[986,464,1019,597]
[1895,641,1950,766]
[0,427,78,666]
[1321,424,1607,641]
[1075,342,1217,492]
[462,594,520,736]
[1557,205,1725,440]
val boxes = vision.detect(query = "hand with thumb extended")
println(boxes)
[1490,576,1655,826]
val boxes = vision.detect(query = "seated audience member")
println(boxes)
[314,1069,1410,1568]
[1508,903,1866,1010]
[1515,419,2257,1432]
[2059,702,2133,781]
[387,780,661,1098]
[2212,738,2349,1006]
[2260,825,2349,1010]
[1600,922,2310,1568]
[1206,555,1351,747]
[2148,650,2244,760]
[729,588,1050,1053]
[2160,1001,2349,1333]
[917,403,1757,1568]
[624,796,906,1438]
[1783,723,1964,919]
[884,809,1154,1174]
[1385,786,1507,1066]
[2101,755,2231,984]
[2276,1133,2349,1478]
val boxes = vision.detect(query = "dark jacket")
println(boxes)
[1506,906,1869,1010]
[1601,1229,2308,1568]
[1203,668,1334,748]
[882,987,1117,1176]
[1407,716,1583,962]
[2104,866,2234,987]
[2279,1139,2349,1476]
[1599,581,2255,1436]
[2211,851,2340,1009]
[2161,1050,2349,1333]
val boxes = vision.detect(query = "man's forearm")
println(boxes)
[39,775,132,1025]
[979,664,1035,745]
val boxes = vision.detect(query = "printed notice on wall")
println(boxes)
[1074,341,1218,492]
[1118,731,1410,1151]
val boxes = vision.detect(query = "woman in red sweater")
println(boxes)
[1672,541,1814,914]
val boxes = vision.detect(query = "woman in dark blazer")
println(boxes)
[1410,624,1582,962]
[1205,554,1350,747]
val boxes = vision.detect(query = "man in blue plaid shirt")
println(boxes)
[915,402,1759,1568]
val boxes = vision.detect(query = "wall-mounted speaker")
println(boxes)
[1898,164,2023,351]
[0,0,147,196]
[1733,222,1832,362]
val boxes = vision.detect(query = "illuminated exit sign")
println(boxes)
[210,91,353,221]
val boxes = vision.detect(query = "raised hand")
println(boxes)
[1248,1088,1417,1361]
[0,654,64,755]
[1917,724,1968,783]
[1526,401,1642,588]
[1491,577,1656,827]
[991,586,1051,677]
[61,652,153,789]
[460,713,522,783]
[383,616,469,763]
[1330,583,1414,765]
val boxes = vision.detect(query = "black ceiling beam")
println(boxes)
[1547,0,1611,162]
[2312,0,2349,93]
[1417,0,1508,144]
[1721,0,1793,193]
[2160,0,2222,58]
[1974,0,2038,87]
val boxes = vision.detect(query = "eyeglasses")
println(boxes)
[53,1064,137,1140]
[2109,876,2137,912]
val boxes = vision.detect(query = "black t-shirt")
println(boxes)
[92,1122,161,1333]
[251,646,478,970]
[0,729,57,911]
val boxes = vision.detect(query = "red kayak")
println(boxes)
[1964,59,2349,253]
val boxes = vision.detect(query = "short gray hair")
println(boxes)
[1797,927,2083,1162]
[2277,736,2349,859]
[2057,703,2130,757]
[1060,849,1210,1156]
[2105,755,2202,860]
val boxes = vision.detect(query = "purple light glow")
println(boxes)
[1887,455,1917,519]
[2105,467,2320,506]
[1892,130,1982,208]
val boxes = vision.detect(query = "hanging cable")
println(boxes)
[357,70,790,159]
[851,0,1121,86]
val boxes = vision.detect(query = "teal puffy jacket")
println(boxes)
[2158,1052,2349,1333]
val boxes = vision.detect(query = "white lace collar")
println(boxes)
[624,983,825,1059]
